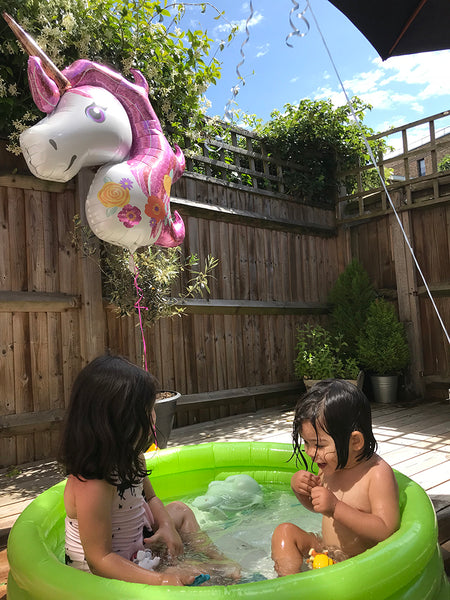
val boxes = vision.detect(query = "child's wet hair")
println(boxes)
[58,355,157,488]
[292,379,377,470]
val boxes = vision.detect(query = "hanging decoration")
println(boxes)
[285,0,310,47]
[4,12,185,254]
[223,0,254,124]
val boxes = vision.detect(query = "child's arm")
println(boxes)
[291,470,322,511]
[74,477,193,585]
[311,462,399,543]
[143,476,184,558]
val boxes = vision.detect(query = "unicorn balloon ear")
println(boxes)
[27,57,61,113]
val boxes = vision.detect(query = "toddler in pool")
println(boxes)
[271,379,399,576]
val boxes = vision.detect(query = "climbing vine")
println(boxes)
[255,97,390,206]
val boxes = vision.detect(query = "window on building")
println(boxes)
[417,158,426,177]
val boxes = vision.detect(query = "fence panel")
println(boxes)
[1,109,449,466]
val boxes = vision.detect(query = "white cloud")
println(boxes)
[313,50,450,118]
[341,69,385,95]
[374,52,450,98]
[313,86,345,106]
[256,43,270,58]
[215,11,264,34]
[376,117,407,132]
[290,76,299,83]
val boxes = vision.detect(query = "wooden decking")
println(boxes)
[1,399,449,597]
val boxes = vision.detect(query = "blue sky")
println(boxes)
[182,0,450,153]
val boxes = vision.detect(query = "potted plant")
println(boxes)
[357,298,410,403]
[328,259,376,359]
[294,323,362,389]
[73,217,218,447]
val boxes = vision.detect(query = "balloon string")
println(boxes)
[131,255,149,372]
[285,0,310,47]
[303,0,449,345]
[131,255,158,447]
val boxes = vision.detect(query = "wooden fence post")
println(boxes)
[390,192,425,398]
[76,169,106,365]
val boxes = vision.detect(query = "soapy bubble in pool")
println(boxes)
[171,484,322,584]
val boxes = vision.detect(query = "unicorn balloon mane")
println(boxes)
[4,12,185,252]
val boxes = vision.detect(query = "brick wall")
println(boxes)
[389,133,450,178]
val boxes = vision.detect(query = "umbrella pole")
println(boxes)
[387,0,429,58]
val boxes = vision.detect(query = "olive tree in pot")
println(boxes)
[103,244,217,448]
[294,323,363,390]
[357,299,410,403]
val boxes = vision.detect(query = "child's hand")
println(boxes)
[160,572,196,586]
[161,564,203,586]
[291,470,321,498]
[145,522,184,559]
[310,486,338,516]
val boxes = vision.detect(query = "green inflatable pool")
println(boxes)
[7,442,449,599]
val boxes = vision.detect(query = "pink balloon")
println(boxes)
[20,58,185,251]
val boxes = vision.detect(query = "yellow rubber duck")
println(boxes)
[307,548,336,569]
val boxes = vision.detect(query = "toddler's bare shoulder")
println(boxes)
[369,455,397,483]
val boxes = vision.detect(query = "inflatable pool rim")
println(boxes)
[6,441,449,600]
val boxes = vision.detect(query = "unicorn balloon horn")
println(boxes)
[3,12,71,96]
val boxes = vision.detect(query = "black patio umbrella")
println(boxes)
[328,0,450,60]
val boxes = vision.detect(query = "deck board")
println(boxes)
[1,399,449,591]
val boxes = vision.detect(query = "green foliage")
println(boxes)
[255,98,389,206]
[0,0,236,152]
[438,154,450,172]
[4,465,22,477]
[357,299,410,375]
[328,259,376,358]
[73,215,218,328]
[102,245,218,327]
[294,323,360,381]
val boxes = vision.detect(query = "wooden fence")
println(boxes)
[335,110,450,399]
[1,114,449,467]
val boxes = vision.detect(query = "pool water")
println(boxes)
[178,484,322,582]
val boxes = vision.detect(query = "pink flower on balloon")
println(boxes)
[118,204,142,228]
[144,195,165,223]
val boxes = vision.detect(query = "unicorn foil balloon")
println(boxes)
[4,12,185,252]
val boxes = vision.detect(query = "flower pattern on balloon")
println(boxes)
[119,177,133,190]
[163,174,172,197]
[98,181,130,207]
[118,204,142,228]
[144,195,165,223]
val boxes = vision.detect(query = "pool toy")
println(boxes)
[306,548,336,569]
[7,442,449,599]
[187,574,211,586]
[133,549,160,571]
[192,474,263,518]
